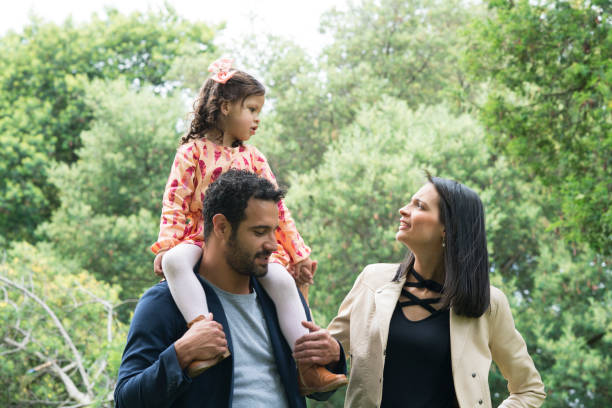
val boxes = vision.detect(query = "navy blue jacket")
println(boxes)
[114,273,346,407]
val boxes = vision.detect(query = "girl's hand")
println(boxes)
[153,250,167,277]
[293,258,317,286]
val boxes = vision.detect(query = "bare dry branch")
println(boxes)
[32,351,92,405]
[0,275,91,392]
[77,285,114,343]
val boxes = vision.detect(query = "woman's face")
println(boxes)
[396,183,445,249]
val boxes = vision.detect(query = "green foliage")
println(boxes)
[0,7,216,242]
[248,0,479,184]
[242,36,334,184]
[38,79,183,300]
[0,242,128,406]
[321,0,474,110]
[286,98,546,323]
[464,0,612,254]
[488,243,612,407]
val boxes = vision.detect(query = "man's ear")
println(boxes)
[212,214,232,240]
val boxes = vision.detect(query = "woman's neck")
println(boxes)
[412,250,445,284]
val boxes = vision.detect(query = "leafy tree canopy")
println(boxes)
[0,6,217,242]
[247,0,479,183]
[464,0,612,254]
[285,98,547,317]
[38,79,184,300]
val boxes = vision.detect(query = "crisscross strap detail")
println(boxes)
[399,267,444,314]
[399,289,441,314]
[403,267,443,293]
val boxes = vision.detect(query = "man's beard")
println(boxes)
[225,233,271,278]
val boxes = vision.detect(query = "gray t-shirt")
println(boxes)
[207,279,290,408]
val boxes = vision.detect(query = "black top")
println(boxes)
[381,268,456,408]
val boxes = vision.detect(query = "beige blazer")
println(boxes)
[328,263,546,408]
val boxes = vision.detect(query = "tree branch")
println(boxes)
[3,335,30,355]
[0,274,91,392]
[77,286,113,343]
[32,350,92,405]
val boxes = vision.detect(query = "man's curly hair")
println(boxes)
[181,71,265,146]
[202,170,284,241]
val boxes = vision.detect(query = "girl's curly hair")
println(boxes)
[181,70,265,145]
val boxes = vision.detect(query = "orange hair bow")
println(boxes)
[208,57,236,84]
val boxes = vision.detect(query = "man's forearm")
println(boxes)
[174,336,194,370]
[115,345,191,408]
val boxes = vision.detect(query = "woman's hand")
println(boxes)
[153,250,167,277]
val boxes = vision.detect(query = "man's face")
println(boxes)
[224,198,279,278]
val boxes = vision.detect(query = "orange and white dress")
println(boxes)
[151,138,310,267]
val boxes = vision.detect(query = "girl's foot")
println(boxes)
[187,349,231,377]
[297,363,348,395]
[186,315,231,377]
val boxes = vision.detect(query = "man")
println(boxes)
[114,170,346,407]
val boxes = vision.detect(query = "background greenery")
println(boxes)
[0,1,609,406]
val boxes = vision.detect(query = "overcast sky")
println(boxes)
[0,0,348,55]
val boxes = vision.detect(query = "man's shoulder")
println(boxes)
[135,281,177,315]
[141,280,172,299]
[128,281,187,341]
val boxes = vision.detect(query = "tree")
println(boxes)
[285,98,546,320]
[464,0,612,254]
[243,0,480,184]
[321,0,474,111]
[488,242,611,407]
[0,6,217,242]
[0,242,129,406]
[236,36,333,184]
[38,79,184,300]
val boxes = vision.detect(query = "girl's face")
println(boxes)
[222,94,265,144]
[396,183,445,249]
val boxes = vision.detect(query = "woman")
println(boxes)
[328,176,545,407]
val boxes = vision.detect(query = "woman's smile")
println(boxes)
[398,218,411,230]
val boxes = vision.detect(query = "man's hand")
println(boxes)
[174,314,228,371]
[153,250,167,277]
[293,258,316,286]
[293,321,340,366]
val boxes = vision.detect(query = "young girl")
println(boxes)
[151,57,347,394]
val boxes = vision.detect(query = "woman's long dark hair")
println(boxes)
[393,175,490,317]
[180,70,265,146]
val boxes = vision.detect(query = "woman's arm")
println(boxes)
[490,288,546,408]
[327,271,368,357]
